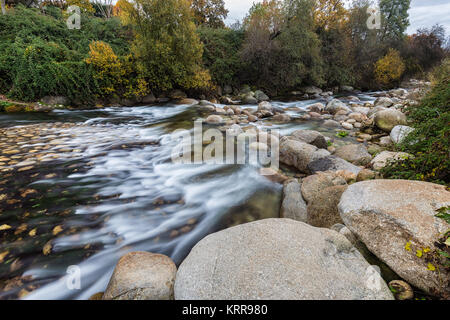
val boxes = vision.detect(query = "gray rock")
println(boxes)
[301,86,323,95]
[254,90,269,102]
[307,156,362,175]
[279,138,330,173]
[142,94,156,104]
[374,97,394,108]
[301,171,347,204]
[390,125,414,144]
[334,144,372,166]
[242,93,258,104]
[174,219,394,300]
[370,151,412,170]
[307,185,347,228]
[339,180,450,296]
[272,114,291,122]
[205,115,224,124]
[169,89,187,99]
[367,106,387,118]
[379,136,392,147]
[323,119,340,128]
[41,96,69,106]
[374,109,407,132]
[281,179,307,222]
[290,129,328,149]
[325,99,352,115]
[307,102,325,113]
[103,252,177,300]
[257,101,273,112]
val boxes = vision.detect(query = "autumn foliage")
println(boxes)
[374,49,406,87]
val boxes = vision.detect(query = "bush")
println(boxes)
[0,5,130,103]
[382,59,450,185]
[374,49,405,88]
[198,26,245,88]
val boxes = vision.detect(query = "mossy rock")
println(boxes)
[4,104,26,113]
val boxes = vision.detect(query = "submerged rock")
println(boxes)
[339,180,450,296]
[103,252,177,300]
[174,219,394,300]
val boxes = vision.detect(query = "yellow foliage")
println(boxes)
[86,41,126,97]
[313,0,348,29]
[374,49,406,87]
[66,0,95,13]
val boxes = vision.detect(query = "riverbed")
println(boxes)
[0,94,377,299]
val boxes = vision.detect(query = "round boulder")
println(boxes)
[374,109,407,132]
[103,252,177,300]
[174,219,394,300]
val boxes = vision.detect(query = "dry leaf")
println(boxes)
[0,250,9,263]
[52,225,63,236]
[43,241,52,255]
[28,228,37,236]
[0,224,11,231]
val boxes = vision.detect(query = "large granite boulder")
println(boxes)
[339,180,450,296]
[174,219,394,300]
[325,99,352,115]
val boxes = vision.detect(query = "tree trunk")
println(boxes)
[1,0,6,15]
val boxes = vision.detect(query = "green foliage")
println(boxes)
[336,131,349,138]
[382,59,450,185]
[198,27,244,87]
[379,0,411,44]
[0,5,130,103]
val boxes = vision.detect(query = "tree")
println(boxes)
[1,0,5,15]
[191,0,228,28]
[313,0,347,30]
[120,0,211,92]
[313,0,353,87]
[379,0,411,43]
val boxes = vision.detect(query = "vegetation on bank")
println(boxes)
[382,59,450,186]
[0,0,448,105]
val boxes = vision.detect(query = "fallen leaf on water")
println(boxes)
[0,250,9,263]
[43,241,52,255]
[21,189,37,198]
[18,289,29,299]
[28,228,37,236]
[52,225,63,236]
[0,224,11,231]
[14,224,27,235]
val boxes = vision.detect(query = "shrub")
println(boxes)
[85,41,125,97]
[374,49,406,87]
[198,26,244,88]
[382,59,450,185]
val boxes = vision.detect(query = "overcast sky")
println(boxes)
[224,0,450,34]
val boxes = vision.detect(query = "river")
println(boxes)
[0,93,376,299]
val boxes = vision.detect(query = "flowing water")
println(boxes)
[0,94,376,300]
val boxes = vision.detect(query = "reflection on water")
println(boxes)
[0,94,375,300]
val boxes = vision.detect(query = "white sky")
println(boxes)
[224,0,450,34]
